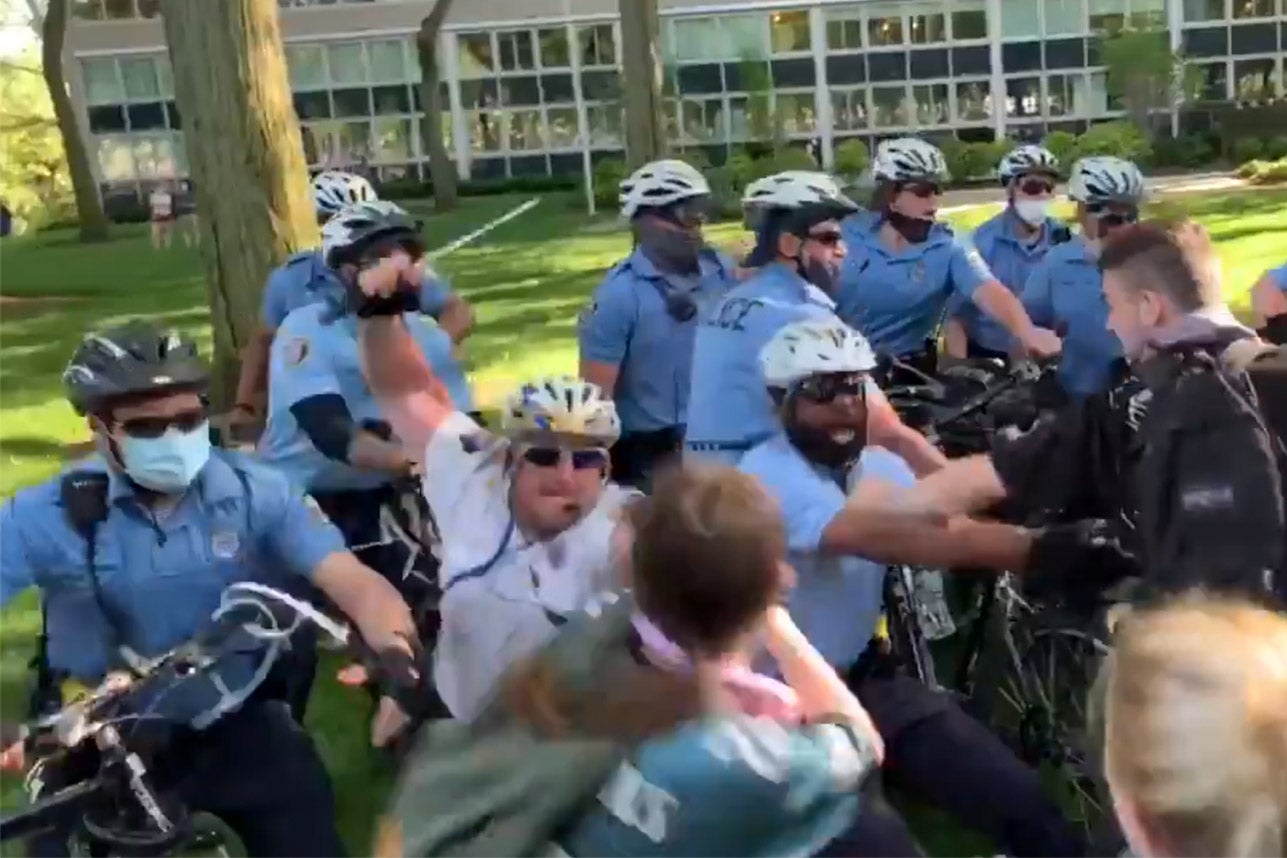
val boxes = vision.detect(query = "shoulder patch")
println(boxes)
[284,337,309,367]
[577,299,599,328]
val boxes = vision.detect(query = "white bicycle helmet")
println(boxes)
[871,137,950,184]
[760,318,877,390]
[1068,157,1145,205]
[618,159,711,220]
[313,170,377,216]
[320,200,422,268]
[501,375,621,445]
[997,145,1060,185]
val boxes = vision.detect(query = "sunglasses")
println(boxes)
[902,182,942,198]
[1091,208,1140,228]
[794,373,868,404]
[521,446,609,471]
[1018,178,1056,196]
[117,406,208,440]
[661,199,711,229]
[806,230,845,248]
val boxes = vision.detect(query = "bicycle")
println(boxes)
[0,582,349,857]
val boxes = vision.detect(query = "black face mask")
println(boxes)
[635,218,704,275]
[884,209,935,244]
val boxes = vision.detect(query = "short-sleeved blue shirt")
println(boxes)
[1019,236,1123,397]
[948,209,1067,353]
[836,215,995,357]
[1269,261,1287,291]
[0,451,344,682]
[578,248,737,434]
[259,302,473,491]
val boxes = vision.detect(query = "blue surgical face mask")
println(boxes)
[118,422,211,492]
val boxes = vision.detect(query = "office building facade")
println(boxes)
[66,0,1285,203]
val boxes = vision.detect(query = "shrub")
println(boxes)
[769,146,817,172]
[592,158,627,209]
[1043,131,1079,174]
[676,147,713,172]
[1178,133,1217,168]
[943,140,996,182]
[833,139,871,179]
[1265,136,1287,160]
[1244,157,1287,185]
[705,165,741,219]
[725,148,760,191]
[1072,120,1151,164]
[1235,158,1266,179]
[1232,137,1266,164]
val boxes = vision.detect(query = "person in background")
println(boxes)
[1018,157,1144,399]
[228,171,474,440]
[578,159,739,489]
[944,144,1070,362]
[175,178,199,248]
[1098,596,1287,858]
[148,180,175,250]
[834,137,1061,384]
[1248,260,1287,344]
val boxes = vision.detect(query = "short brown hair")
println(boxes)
[1098,219,1222,311]
[629,464,786,657]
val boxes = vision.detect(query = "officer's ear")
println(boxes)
[776,231,803,259]
[86,412,111,438]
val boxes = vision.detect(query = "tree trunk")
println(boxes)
[159,0,318,409]
[416,0,458,212]
[42,0,110,242]
[618,0,666,168]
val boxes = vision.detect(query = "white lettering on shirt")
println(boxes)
[596,760,678,844]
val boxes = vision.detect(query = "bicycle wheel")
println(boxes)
[883,568,942,690]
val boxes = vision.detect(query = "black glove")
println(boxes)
[364,636,437,722]
[1025,518,1140,599]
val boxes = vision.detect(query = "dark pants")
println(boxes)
[822,673,1086,857]
[30,702,345,857]
[609,427,683,492]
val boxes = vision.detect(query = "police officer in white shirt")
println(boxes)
[350,251,635,720]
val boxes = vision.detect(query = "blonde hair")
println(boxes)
[1100,597,1287,857]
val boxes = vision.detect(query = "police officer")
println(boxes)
[685,171,946,476]
[258,200,471,647]
[577,159,738,489]
[944,145,1070,363]
[0,321,422,856]
[1249,260,1287,343]
[738,318,1085,857]
[835,137,1061,383]
[229,171,474,438]
[1019,156,1144,398]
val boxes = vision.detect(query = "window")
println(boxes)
[909,1,948,44]
[498,30,536,71]
[1130,0,1166,26]
[119,57,159,101]
[1184,0,1226,19]
[137,0,158,17]
[770,10,811,53]
[1233,57,1275,99]
[1089,0,1126,34]
[1001,0,1041,38]
[102,0,134,19]
[674,17,719,61]
[832,88,869,129]
[587,103,622,146]
[956,79,992,119]
[327,42,366,86]
[827,7,865,49]
[1046,72,1078,113]
[539,27,570,68]
[579,24,616,67]
[72,1,102,20]
[333,88,371,117]
[156,55,173,99]
[469,110,503,152]
[1232,0,1275,16]
[546,106,579,147]
[1191,60,1229,98]
[1006,76,1042,115]
[951,0,989,38]
[507,109,545,150]
[1043,0,1084,34]
[372,85,411,114]
[776,91,816,133]
[1086,71,1111,112]
[458,32,495,77]
[872,84,910,125]
[287,44,328,89]
[868,4,906,45]
[368,39,408,83]
[723,14,768,57]
[132,134,177,179]
[83,59,123,105]
[680,97,724,142]
[913,83,950,123]
[97,136,135,182]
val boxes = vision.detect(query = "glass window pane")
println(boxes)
[155,55,173,98]
[287,44,328,89]
[368,39,407,82]
[723,14,767,57]
[776,91,817,133]
[1046,73,1075,114]
[119,57,160,101]
[680,97,724,142]
[770,10,811,53]
[587,103,622,146]
[951,0,989,39]
[579,24,616,67]
[539,27,570,68]
[1001,0,1042,37]
[913,82,950,123]
[956,79,993,119]
[327,43,366,86]
[546,106,579,147]
[498,30,536,71]
[674,18,719,62]
[1184,0,1226,19]
[137,0,158,17]
[1006,76,1042,116]
[1233,58,1274,99]
[102,0,133,19]
[909,2,948,44]
[1084,71,1110,113]
[1043,0,1084,34]
[72,1,102,20]
[1232,0,1274,17]
[1131,0,1166,26]
[507,108,545,150]
[469,110,503,152]
[372,116,412,161]
[332,87,370,117]
[832,88,870,129]
[1191,61,1229,99]
[132,134,177,179]
[828,17,865,49]
[1089,0,1126,33]
[458,32,495,77]
[372,84,411,114]
[96,135,135,181]
[868,4,906,45]
[83,59,123,105]
[872,84,909,126]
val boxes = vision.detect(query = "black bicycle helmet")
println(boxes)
[320,200,424,269]
[63,321,208,415]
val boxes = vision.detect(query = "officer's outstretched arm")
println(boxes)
[313,551,418,656]
[359,315,455,454]
[882,455,1010,520]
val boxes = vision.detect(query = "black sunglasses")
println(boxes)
[660,198,711,229]
[1018,178,1056,196]
[1092,209,1140,228]
[794,373,868,404]
[117,406,208,439]
[806,230,845,247]
[902,182,942,198]
[521,446,609,470]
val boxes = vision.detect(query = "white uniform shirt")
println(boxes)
[423,412,637,720]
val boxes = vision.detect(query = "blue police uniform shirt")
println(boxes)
[259,301,473,492]
[1020,235,1123,397]
[578,247,737,434]
[684,262,839,465]
[739,439,915,670]
[948,208,1065,354]
[560,715,869,857]
[260,250,455,329]
[836,215,995,357]
[0,451,345,683]
[1270,261,1287,290]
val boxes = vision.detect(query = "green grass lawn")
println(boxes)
[1,186,1284,853]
